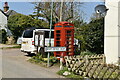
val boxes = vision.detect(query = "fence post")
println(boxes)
[118,57,120,69]
[85,55,89,65]
[103,54,106,64]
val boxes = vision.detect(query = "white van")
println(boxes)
[21,28,54,54]
[21,28,79,54]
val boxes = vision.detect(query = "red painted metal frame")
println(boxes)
[54,22,74,57]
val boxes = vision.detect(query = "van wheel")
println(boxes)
[27,52,31,55]
[39,48,46,58]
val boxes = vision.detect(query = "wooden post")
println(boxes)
[60,0,63,22]
[47,52,50,67]
[103,54,106,64]
[118,57,120,69]
[85,55,89,65]
[60,52,64,70]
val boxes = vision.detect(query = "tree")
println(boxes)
[76,18,104,54]
[31,2,84,28]
[90,13,104,21]
[8,13,49,41]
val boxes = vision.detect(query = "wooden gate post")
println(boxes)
[85,55,89,65]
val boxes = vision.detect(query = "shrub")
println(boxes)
[75,18,104,54]
[0,29,7,44]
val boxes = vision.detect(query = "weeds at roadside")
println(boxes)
[1,45,21,49]
[28,53,59,67]
[80,50,96,55]
[57,67,83,79]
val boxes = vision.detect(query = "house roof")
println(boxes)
[0,9,17,17]
[54,21,74,26]
[0,9,8,17]
[6,10,17,17]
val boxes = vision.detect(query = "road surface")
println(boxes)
[1,48,62,78]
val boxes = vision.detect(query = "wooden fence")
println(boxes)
[64,54,120,79]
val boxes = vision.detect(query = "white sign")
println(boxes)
[45,47,66,52]
[35,35,38,46]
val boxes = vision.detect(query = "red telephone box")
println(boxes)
[54,22,74,57]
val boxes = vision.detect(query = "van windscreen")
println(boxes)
[23,30,33,38]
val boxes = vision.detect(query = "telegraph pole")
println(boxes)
[47,1,53,67]
[60,0,63,22]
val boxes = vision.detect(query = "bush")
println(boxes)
[8,13,49,42]
[0,29,7,44]
[29,54,58,66]
[75,18,104,54]
[80,50,96,55]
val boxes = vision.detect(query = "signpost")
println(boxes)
[45,47,66,52]
[45,47,66,69]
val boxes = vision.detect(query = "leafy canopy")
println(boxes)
[8,13,49,41]
[75,18,104,54]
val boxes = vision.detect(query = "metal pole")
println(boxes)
[60,52,64,70]
[60,0,63,22]
[47,1,53,67]
[47,51,50,67]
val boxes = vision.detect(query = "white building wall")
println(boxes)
[0,11,7,30]
[105,0,120,65]
[118,1,120,57]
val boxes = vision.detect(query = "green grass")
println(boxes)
[80,51,96,55]
[66,72,83,79]
[28,54,59,67]
[57,67,83,79]
[10,45,21,48]
[57,67,68,75]
[1,45,21,49]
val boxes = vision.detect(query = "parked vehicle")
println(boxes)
[20,28,79,54]
[21,28,54,54]
[17,37,22,45]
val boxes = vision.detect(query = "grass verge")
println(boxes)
[1,45,21,49]
[28,54,59,67]
[57,67,83,79]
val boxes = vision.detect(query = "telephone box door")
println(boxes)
[54,22,74,57]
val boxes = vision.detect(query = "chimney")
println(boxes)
[4,2,9,12]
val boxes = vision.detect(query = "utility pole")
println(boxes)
[60,0,63,22]
[47,1,53,67]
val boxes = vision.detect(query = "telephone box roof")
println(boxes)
[55,21,74,26]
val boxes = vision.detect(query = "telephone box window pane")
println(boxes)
[56,34,60,37]
[56,38,60,40]
[67,31,72,33]
[56,30,60,33]
[56,26,62,27]
[64,26,72,27]
[56,41,60,44]
[56,45,60,46]
[66,34,71,37]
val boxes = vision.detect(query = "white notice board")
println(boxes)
[45,47,66,52]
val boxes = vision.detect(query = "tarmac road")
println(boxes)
[1,48,62,78]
